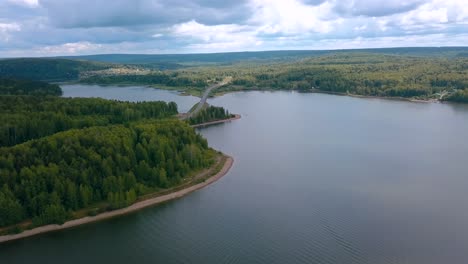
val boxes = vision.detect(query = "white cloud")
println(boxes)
[0,23,21,42]
[376,19,389,32]
[331,0,425,17]
[312,33,468,50]
[376,0,468,34]
[39,41,102,55]
[185,40,263,53]
[354,25,367,32]
[432,0,468,22]
[249,0,336,35]
[7,0,39,8]
[1,0,468,56]
[172,20,260,52]
[0,23,21,32]
[173,20,252,42]
[400,4,448,29]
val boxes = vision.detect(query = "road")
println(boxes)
[182,78,230,120]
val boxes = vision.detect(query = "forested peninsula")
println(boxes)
[0,78,232,238]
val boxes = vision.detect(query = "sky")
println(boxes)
[0,0,467,57]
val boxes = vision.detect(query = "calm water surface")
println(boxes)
[1,86,468,264]
[61,84,199,113]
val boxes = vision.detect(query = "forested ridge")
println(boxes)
[0,79,218,232]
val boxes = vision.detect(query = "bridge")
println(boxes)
[180,77,231,120]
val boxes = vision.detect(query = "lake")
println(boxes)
[1,85,468,264]
[59,84,200,113]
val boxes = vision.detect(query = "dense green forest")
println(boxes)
[0,96,177,147]
[0,78,220,231]
[0,78,62,96]
[444,89,468,103]
[0,58,111,81]
[0,121,214,227]
[188,106,234,125]
[205,53,468,102]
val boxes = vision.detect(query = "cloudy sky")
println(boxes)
[0,0,467,57]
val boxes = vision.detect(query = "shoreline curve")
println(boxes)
[0,156,234,244]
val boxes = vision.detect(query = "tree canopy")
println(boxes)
[77,53,468,103]
[0,121,214,227]
[188,105,234,125]
[0,78,62,96]
[0,96,178,147]
[0,79,217,231]
[0,58,110,81]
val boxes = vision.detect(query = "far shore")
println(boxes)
[0,156,234,244]
[317,90,439,103]
[59,82,453,105]
[191,114,241,128]
[213,84,449,104]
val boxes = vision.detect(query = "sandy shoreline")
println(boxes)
[0,156,234,244]
[191,114,241,128]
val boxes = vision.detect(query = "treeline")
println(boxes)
[0,58,110,81]
[78,52,467,102]
[0,121,214,227]
[188,106,234,125]
[0,96,178,147]
[81,72,208,88]
[444,89,468,103]
[166,53,467,102]
[0,78,62,96]
[2,51,468,103]
[217,54,468,99]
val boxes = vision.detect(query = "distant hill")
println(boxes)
[357,47,468,57]
[62,50,330,65]
[61,55,188,70]
[0,58,111,82]
[62,47,468,66]
[1,47,466,84]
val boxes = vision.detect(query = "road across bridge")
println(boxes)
[181,78,230,120]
